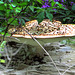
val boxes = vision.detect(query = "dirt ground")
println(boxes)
[0,42,75,75]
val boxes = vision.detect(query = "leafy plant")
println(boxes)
[53,0,75,23]
[0,0,75,35]
[0,41,6,63]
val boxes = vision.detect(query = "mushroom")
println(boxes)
[0,19,75,45]
[0,20,75,56]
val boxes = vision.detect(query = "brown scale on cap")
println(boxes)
[8,19,62,35]
[8,19,75,35]
[25,20,38,26]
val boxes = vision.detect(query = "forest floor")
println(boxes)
[0,41,75,75]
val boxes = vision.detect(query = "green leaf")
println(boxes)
[21,19,25,25]
[63,17,71,21]
[70,41,75,44]
[51,1,55,7]
[36,7,44,14]
[17,2,28,6]
[0,59,5,63]
[66,11,71,16]
[8,0,11,3]
[0,29,2,32]
[8,18,18,25]
[24,0,30,2]
[9,0,11,3]
[22,17,30,21]
[0,27,6,32]
[11,4,16,7]
[0,41,6,47]
[46,11,53,21]
[1,49,4,51]
[37,12,45,23]
[1,32,5,35]
[0,32,11,36]
[0,5,5,10]
[56,2,63,8]
[28,0,30,2]
[72,5,75,10]
[4,3,7,7]
[34,7,42,9]
[5,33,11,37]
[37,0,43,4]
[19,18,25,25]
[0,1,4,4]
[9,5,13,10]
[9,4,16,10]
[0,12,5,16]
[6,9,11,17]
[63,7,68,10]
[47,8,57,12]
[69,15,75,17]
[0,54,2,56]
[29,6,34,12]
[15,7,21,13]
[55,2,59,4]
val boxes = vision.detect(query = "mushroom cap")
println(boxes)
[25,20,38,26]
[7,19,75,38]
[8,28,16,34]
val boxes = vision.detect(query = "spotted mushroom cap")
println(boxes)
[8,19,75,36]
[8,28,16,34]
[25,20,38,26]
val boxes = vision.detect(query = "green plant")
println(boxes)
[53,0,75,23]
[0,0,75,37]
[0,41,6,63]
[61,38,75,45]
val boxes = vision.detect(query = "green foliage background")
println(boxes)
[0,0,75,34]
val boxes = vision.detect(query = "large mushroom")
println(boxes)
[6,19,75,45]
[0,19,75,56]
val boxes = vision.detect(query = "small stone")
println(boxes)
[67,59,72,62]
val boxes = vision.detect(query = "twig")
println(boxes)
[22,28,61,75]
[4,46,11,61]
[0,64,5,70]
[4,59,11,70]
[0,46,12,70]
[7,27,61,74]
[4,45,12,69]
[12,41,26,56]
[32,37,61,75]
[61,65,75,75]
